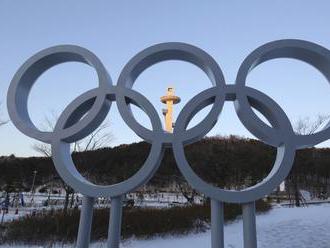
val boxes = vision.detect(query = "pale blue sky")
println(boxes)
[1,0,330,157]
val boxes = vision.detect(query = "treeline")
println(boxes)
[0,136,330,196]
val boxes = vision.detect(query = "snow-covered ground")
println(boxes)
[1,204,330,248]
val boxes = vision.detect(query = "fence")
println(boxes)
[7,39,330,247]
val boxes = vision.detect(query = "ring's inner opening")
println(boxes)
[132,61,215,133]
[67,102,151,188]
[183,101,276,190]
[246,58,330,147]
[28,62,98,133]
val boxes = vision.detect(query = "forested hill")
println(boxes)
[1,136,330,192]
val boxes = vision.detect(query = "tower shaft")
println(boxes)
[165,99,174,132]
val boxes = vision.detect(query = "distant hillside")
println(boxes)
[0,136,330,195]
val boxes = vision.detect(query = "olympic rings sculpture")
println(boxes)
[7,39,330,205]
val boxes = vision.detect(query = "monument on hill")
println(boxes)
[160,87,181,132]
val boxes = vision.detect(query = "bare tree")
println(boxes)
[294,115,330,135]
[33,111,113,154]
[33,111,113,213]
[288,114,330,207]
[172,175,198,205]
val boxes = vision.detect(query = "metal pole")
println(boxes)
[211,199,224,248]
[107,196,123,248]
[76,196,94,248]
[30,170,37,204]
[242,201,257,248]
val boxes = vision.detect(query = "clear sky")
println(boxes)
[1,0,330,157]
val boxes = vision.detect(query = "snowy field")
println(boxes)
[1,204,330,248]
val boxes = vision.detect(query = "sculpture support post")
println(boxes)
[242,201,257,248]
[77,196,94,248]
[211,199,224,248]
[108,196,123,248]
